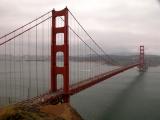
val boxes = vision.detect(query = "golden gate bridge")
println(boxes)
[0,7,147,106]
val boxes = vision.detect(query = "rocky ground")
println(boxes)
[0,103,83,120]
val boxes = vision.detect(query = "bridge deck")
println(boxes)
[69,64,139,95]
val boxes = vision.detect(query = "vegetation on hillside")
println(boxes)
[0,103,83,120]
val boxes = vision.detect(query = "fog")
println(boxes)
[0,0,160,55]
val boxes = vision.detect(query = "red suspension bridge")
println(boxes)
[0,8,147,106]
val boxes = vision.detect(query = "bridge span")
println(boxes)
[0,7,147,106]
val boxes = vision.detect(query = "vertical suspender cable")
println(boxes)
[14,32,16,102]
[21,27,24,98]
[9,35,12,103]
[19,30,22,100]
[28,30,31,99]
[47,17,50,92]
[36,19,38,96]
[42,21,45,93]
[4,36,7,103]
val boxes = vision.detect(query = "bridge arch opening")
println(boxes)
[56,33,64,45]
[56,52,64,67]
[56,16,65,28]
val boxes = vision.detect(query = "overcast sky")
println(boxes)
[0,0,160,55]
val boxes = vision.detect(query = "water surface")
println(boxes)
[71,66,160,120]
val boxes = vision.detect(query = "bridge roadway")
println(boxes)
[18,63,139,106]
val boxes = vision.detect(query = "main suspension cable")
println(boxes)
[68,10,120,66]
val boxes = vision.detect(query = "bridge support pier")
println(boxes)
[51,8,69,103]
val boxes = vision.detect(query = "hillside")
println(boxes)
[0,103,83,120]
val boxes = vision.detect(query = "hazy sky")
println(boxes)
[0,0,160,55]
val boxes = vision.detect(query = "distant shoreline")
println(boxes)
[0,54,159,67]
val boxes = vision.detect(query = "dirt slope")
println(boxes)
[0,103,83,120]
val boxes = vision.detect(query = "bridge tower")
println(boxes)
[139,45,147,72]
[51,8,69,102]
